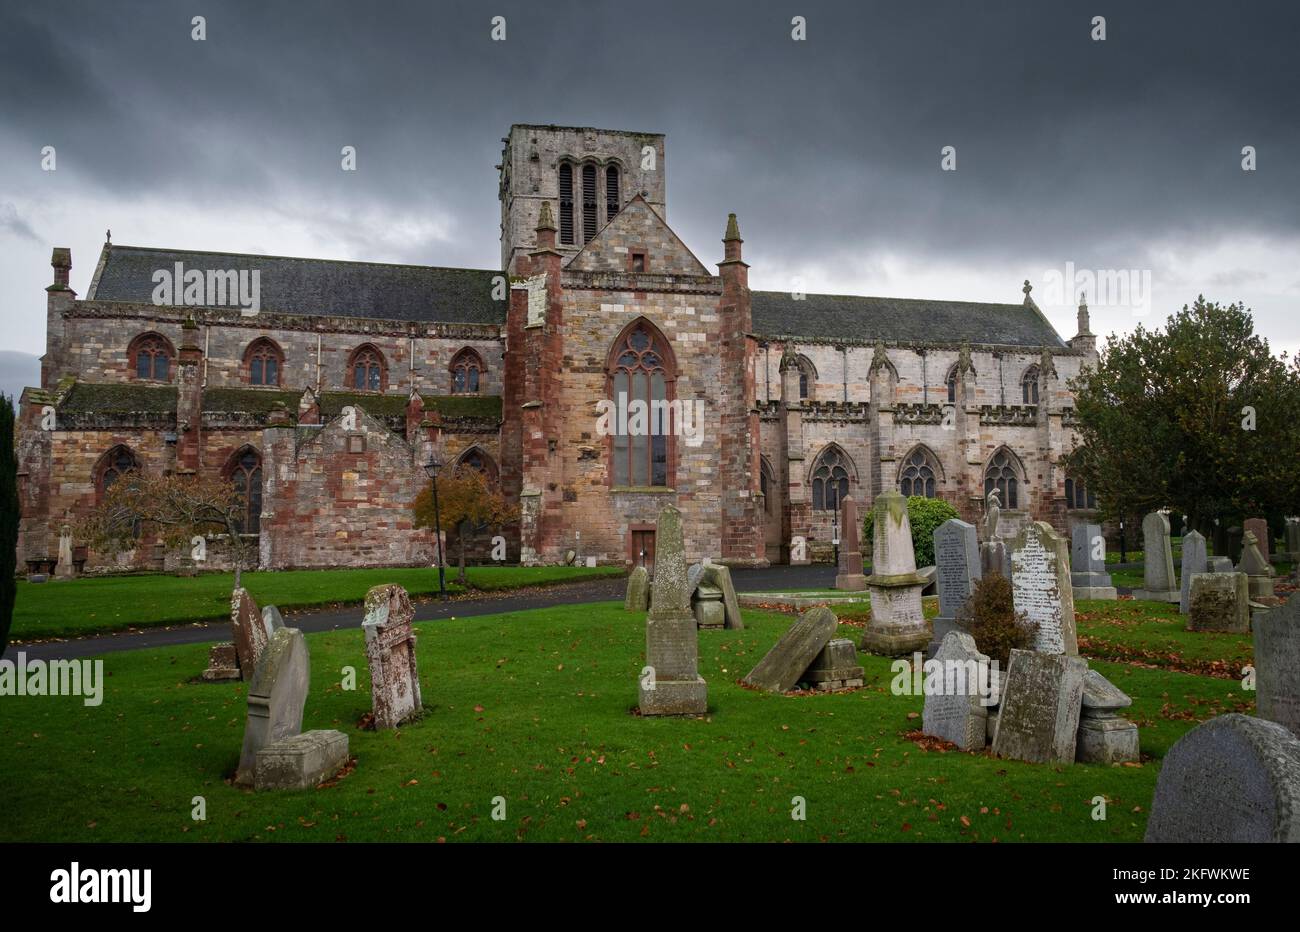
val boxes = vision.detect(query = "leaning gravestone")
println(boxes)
[624,566,650,612]
[861,491,931,656]
[1179,530,1208,615]
[926,519,980,657]
[230,587,270,679]
[991,649,1087,765]
[638,506,707,715]
[703,563,744,630]
[1076,669,1139,764]
[1011,522,1078,655]
[1254,593,1300,738]
[362,584,422,729]
[1070,524,1117,600]
[1144,714,1300,842]
[262,605,285,635]
[1244,517,1271,564]
[1238,530,1276,599]
[1187,572,1251,633]
[922,630,993,750]
[235,627,310,786]
[1133,511,1179,602]
[834,496,867,591]
[743,607,839,694]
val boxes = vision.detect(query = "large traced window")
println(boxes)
[1065,474,1097,510]
[130,333,173,381]
[1021,365,1040,405]
[245,338,283,387]
[899,447,939,498]
[608,320,673,488]
[450,348,484,394]
[810,446,852,511]
[984,449,1022,509]
[228,447,262,535]
[348,344,386,392]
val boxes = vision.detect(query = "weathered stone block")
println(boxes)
[254,729,349,791]
[1187,572,1250,633]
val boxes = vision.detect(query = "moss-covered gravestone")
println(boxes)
[235,627,310,786]
[743,607,838,694]
[861,491,930,656]
[638,506,707,715]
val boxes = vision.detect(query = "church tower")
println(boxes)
[497,124,666,274]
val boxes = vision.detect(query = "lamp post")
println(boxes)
[423,454,447,601]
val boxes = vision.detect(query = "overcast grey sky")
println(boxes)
[2,0,1297,378]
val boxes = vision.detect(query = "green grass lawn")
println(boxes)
[0,599,1255,843]
[10,565,624,640]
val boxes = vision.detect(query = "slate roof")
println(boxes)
[751,291,1069,349]
[60,382,178,415]
[89,245,505,326]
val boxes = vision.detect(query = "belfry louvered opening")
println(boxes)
[582,163,598,244]
[606,166,620,222]
[558,163,575,245]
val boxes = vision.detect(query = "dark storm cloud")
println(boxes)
[1,0,1297,274]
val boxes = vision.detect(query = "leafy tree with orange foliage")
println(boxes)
[413,468,518,583]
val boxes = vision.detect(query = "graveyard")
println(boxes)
[2,500,1292,843]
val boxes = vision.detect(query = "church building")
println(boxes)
[16,123,1099,574]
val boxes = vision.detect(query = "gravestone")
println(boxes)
[926,519,981,657]
[834,496,867,591]
[639,506,708,715]
[55,525,75,579]
[991,649,1087,765]
[917,565,937,596]
[1187,572,1251,633]
[1286,517,1300,561]
[1011,522,1078,655]
[262,605,285,636]
[1076,669,1140,764]
[1133,511,1179,602]
[686,562,706,598]
[1070,523,1117,600]
[1254,593,1300,738]
[1144,714,1300,842]
[624,566,650,612]
[255,730,350,791]
[201,643,241,682]
[980,539,1011,580]
[230,587,270,680]
[1244,517,1271,563]
[861,491,931,656]
[235,627,310,786]
[922,631,993,750]
[362,584,422,729]
[1238,530,1276,599]
[1179,530,1208,615]
[703,564,744,630]
[744,607,839,694]
[693,584,725,629]
[1208,556,1234,573]
[802,639,864,692]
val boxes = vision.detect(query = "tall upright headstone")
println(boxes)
[1285,517,1300,561]
[1178,530,1208,614]
[926,519,981,657]
[55,525,75,579]
[834,496,867,591]
[231,587,270,680]
[638,506,708,715]
[1133,511,1179,602]
[1254,593,1300,738]
[861,491,931,656]
[1144,714,1300,842]
[1070,523,1116,600]
[1011,522,1078,656]
[1244,517,1271,563]
[362,584,423,729]
[624,565,650,612]
[235,627,310,786]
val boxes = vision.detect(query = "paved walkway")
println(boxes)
[5,564,837,662]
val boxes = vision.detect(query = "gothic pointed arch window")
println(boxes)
[607,319,675,488]
[244,337,284,387]
[899,446,940,498]
[984,448,1023,510]
[455,446,499,486]
[810,446,853,511]
[946,362,975,403]
[606,165,621,222]
[129,332,174,382]
[1065,474,1097,510]
[558,163,575,245]
[227,447,262,535]
[96,445,138,500]
[348,344,387,392]
[797,356,816,401]
[1021,365,1040,404]
[581,162,599,244]
[450,348,484,394]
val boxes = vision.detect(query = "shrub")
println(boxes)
[862,495,959,567]
[956,573,1036,667]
